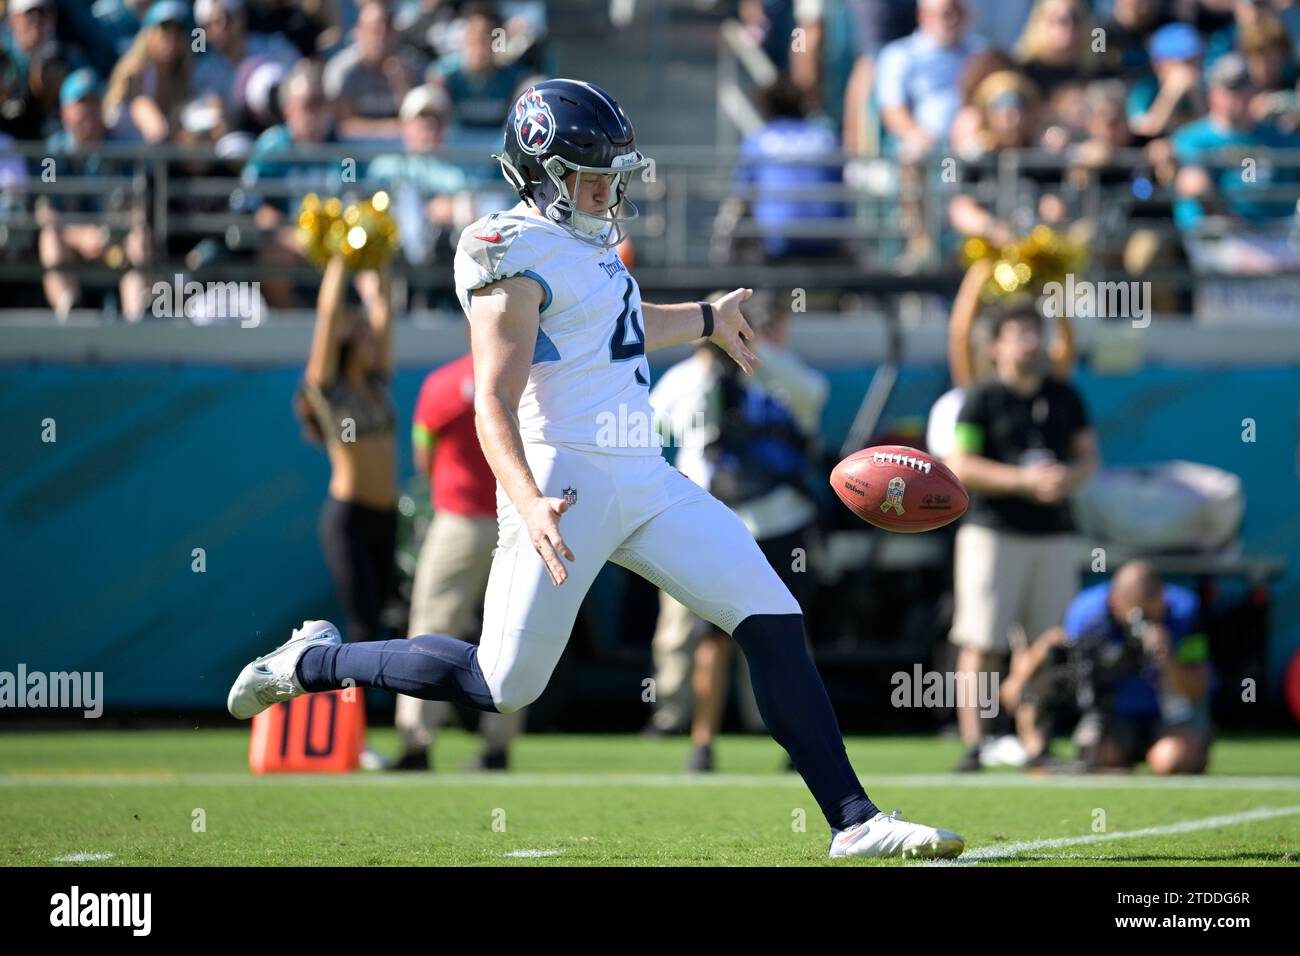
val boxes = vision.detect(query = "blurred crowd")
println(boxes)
[727,0,1300,296]
[4,0,1300,320]
[0,0,546,317]
[0,0,547,149]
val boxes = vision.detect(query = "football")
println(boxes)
[829,444,968,533]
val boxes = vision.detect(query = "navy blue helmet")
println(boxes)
[495,78,651,248]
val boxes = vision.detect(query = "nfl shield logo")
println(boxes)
[514,87,556,156]
[562,486,578,507]
[881,476,906,516]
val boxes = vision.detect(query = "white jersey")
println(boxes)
[454,208,658,456]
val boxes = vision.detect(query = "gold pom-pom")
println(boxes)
[958,225,1086,300]
[960,236,990,266]
[333,191,399,271]
[296,192,398,271]
[296,193,344,269]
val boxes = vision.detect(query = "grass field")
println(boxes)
[2,729,1299,866]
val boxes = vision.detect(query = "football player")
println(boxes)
[228,79,964,860]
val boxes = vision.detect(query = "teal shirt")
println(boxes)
[431,55,525,130]
[2,32,31,78]
[366,154,468,196]
[240,125,344,213]
[1126,74,1203,134]
[43,128,127,212]
[1171,118,1300,229]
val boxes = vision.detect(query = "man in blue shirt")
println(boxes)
[1003,561,1212,774]
[732,75,845,261]
[875,0,984,156]
[1172,52,1300,231]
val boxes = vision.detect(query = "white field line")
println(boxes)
[917,804,1300,866]
[1,771,1299,791]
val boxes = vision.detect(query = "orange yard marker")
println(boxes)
[249,689,365,773]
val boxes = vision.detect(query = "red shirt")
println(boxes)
[412,353,497,517]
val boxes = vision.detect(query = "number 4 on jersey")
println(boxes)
[609,277,649,385]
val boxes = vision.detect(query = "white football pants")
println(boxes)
[478,443,801,712]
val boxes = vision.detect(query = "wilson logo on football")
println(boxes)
[514,87,556,156]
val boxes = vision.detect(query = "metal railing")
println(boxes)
[3,139,1300,319]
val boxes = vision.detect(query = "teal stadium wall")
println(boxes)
[1,362,1297,712]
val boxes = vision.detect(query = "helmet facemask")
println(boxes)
[504,151,651,249]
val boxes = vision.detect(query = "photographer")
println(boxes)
[1002,561,1212,774]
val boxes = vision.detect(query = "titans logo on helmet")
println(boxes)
[514,87,556,156]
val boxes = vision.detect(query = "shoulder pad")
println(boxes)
[458,213,535,282]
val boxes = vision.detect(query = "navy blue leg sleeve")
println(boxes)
[296,635,498,712]
[732,613,877,831]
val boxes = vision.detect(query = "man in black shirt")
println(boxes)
[947,304,1099,771]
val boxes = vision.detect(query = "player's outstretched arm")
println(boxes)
[469,276,576,586]
[642,287,762,375]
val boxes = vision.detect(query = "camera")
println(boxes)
[1034,609,1152,715]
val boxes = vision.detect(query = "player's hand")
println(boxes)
[1022,462,1070,504]
[523,495,576,586]
[709,287,762,376]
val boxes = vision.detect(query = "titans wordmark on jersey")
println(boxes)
[454,210,659,455]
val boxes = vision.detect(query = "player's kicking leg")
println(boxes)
[612,460,965,860]
[228,443,621,721]
[229,613,962,858]
[226,620,499,719]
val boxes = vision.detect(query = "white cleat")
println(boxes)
[226,620,342,720]
[829,808,965,860]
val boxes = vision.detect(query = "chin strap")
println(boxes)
[494,152,535,205]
